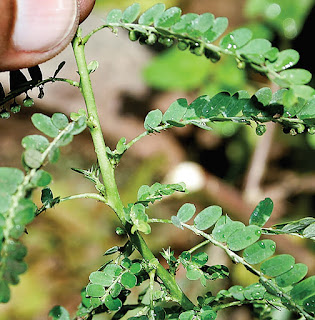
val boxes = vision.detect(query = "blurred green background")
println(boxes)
[0,0,314,319]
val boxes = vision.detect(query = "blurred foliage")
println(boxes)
[244,0,314,40]
[143,49,248,96]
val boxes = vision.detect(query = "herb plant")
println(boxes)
[0,3,314,320]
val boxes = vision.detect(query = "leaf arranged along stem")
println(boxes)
[94,3,314,119]
[0,113,86,303]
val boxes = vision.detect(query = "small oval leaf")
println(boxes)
[243,239,276,264]
[275,263,308,287]
[249,198,273,227]
[290,276,315,305]
[227,225,261,251]
[144,109,163,131]
[31,113,59,138]
[177,203,196,223]
[122,3,141,23]
[261,254,295,277]
[194,205,222,231]
[120,271,137,289]
[86,283,106,298]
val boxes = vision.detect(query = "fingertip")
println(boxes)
[78,0,96,23]
[0,0,96,71]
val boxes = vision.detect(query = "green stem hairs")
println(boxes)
[0,3,314,320]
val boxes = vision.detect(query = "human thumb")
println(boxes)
[0,0,95,71]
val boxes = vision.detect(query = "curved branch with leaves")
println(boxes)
[0,3,314,320]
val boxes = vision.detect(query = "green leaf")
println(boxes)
[303,222,315,239]
[191,252,208,267]
[163,98,188,123]
[13,199,36,225]
[221,92,245,117]
[254,87,272,106]
[237,38,272,56]
[194,205,222,231]
[129,262,142,274]
[23,149,42,169]
[243,283,266,300]
[177,203,196,223]
[70,117,87,135]
[172,13,199,34]
[139,3,165,26]
[144,109,163,131]
[87,60,99,74]
[228,285,245,300]
[48,147,60,164]
[227,225,261,251]
[155,7,181,28]
[179,310,195,320]
[275,263,308,287]
[290,276,315,305]
[89,271,113,287]
[86,283,106,298]
[192,13,214,33]
[279,69,312,85]
[31,113,59,138]
[203,17,228,42]
[116,137,127,154]
[22,135,49,152]
[199,308,216,320]
[275,217,315,233]
[202,92,229,118]
[243,240,276,264]
[104,264,122,278]
[0,281,10,303]
[106,9,122,23]
[51,113,69,130]
[110,282,122,298]
[261,254,295,277]
[5,242,27,261]
[0,167,24,195]
[49,306,70,320]
[122,3,140,23]
[41,187,53,207]
[212,220,244,242]
[297,98,315,120]
[249,198,273,227]
[137,185,150,201]
[267,49,299,71]
[220,28,252,51]
[264,47,279,62]
[120,272,137,289]
[31,170,52,187]
[303,295,315,313]
[186,266,202,280]
[171,215,183,230]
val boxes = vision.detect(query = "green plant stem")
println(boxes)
[60,193,106,203]
[188,239,211,255]
[72,27,194,310]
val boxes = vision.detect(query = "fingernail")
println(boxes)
[13,0,77,52]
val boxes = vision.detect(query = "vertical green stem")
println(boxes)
[72,28,194,310]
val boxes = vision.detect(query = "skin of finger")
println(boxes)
[79,0,95,23]
[0,0,95,71]
[0,0,15,57]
